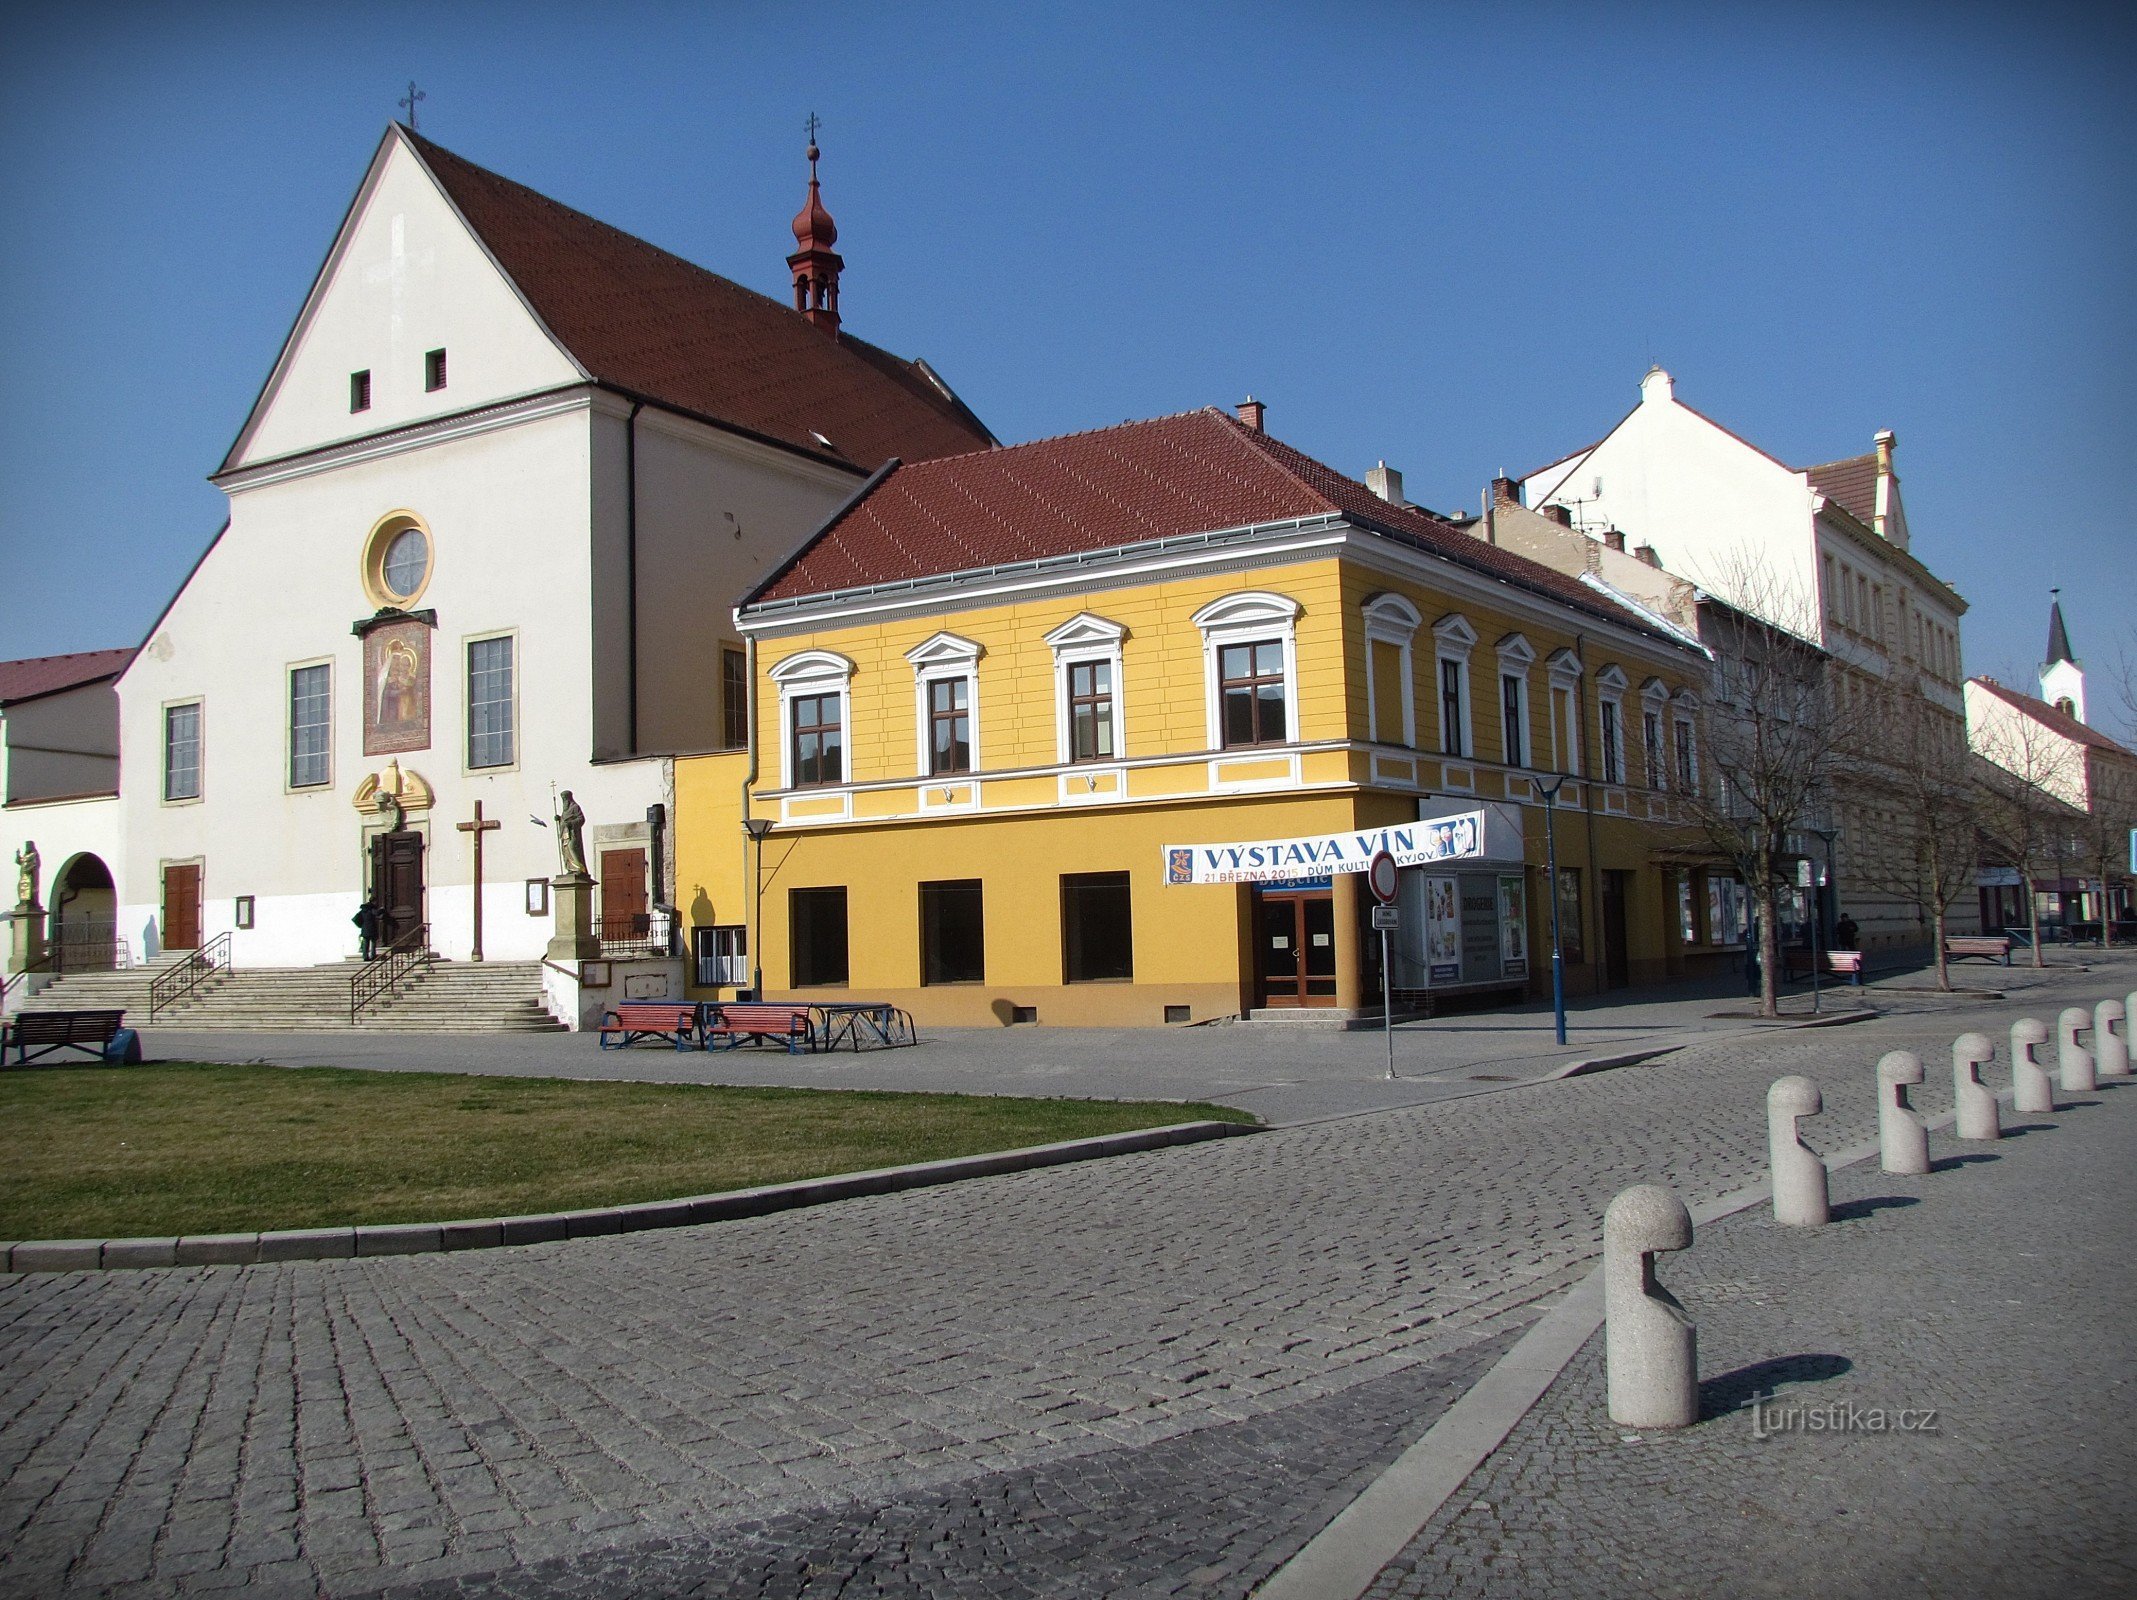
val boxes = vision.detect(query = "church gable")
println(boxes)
[223,128,583,472]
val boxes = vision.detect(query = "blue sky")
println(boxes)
[3,1,2131,725]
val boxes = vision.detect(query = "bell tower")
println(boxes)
[787,115,843,336]
[2039,589,2087,724]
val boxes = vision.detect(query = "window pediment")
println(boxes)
[1044,613,1128,654]
[1192,591,1300,633]
[905,632,984,671]
[1596,664,1630,692]
[1547,647,1583,683]
[769,649,854,686]
[1432,613,1478,652]
[1363,592,1423,642]
[1495,632,1536,669]
[1640,676,1670,704]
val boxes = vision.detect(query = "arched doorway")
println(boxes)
[50,853,119,972]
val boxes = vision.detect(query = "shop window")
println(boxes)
[1062,871,1133,982]
[695,925,747,987]
[790,888,848,986]
[920,880,985,984]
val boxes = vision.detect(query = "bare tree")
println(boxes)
[1971,715,2077,968]
[1849,674,1979,990]
[2074,754,2137,945]
[1676,578,1865,1019]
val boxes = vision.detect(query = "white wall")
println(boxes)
[0,794,125,968]
[2,682,120,803]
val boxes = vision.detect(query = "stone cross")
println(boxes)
[1952,1032,2000,1142]
[1877,1051,1929,1176]
[456,801,501,962]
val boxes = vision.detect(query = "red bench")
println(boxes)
[706,1003,819,1054]
[1783,949,1864,985]
[4,1009,130,1065]
[598,1001,703,1051]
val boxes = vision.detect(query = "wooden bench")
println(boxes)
[705,1003,819,1054]
[1944,935,2012,966]
[1782,949,1864,985]
[4,1009,129,1066]
[597,1001,703,1051]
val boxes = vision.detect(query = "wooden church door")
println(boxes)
[370,832,425,949]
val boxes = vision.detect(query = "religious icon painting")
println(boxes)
[363,618,432,756]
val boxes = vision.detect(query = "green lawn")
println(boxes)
[0,1062,1253,1240]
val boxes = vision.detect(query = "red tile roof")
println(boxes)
[405,132,994,469]
[1804,453,1878,524]
[1969,677,2134,759]
[746,409,1694,648]
[0,649,133,707]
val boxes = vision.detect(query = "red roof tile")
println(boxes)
[0,649,133,707]
[747,409,1694,648]
[406,132,993,469]
[1969,677,2134,759]
[1804,453,1878,524]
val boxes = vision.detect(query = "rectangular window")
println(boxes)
[1823,555,1838,621]
[424,348,448,391]
[1439,658,1466,757]
[789,887,849,987]
[1643,711,1663,789]
[1062,871,1133,982]
[289,664,331,788]
[1599,699,1622,784]
[1552,685,1581,775]
[350,369,371,412]
[1674,718,1696,791]
[467,636,516,768]
[1068,659,1115,761]
[920,880,985,984]
[694,925,748,988]
[164,702,201,801]
[928,676,972,774]
[791,692,843,785]
[1219,640,1287,746]
[1501,675,1526,767]
[721,648,749,750]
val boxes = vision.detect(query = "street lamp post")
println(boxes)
[1807,826,1838,1015]
[742,816,772,1000]
[1536,774,1569,1046]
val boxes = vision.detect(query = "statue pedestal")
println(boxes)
[546,873,600,963]
[9,901,47,975]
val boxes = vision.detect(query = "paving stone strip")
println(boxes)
[0,976,2126,1597]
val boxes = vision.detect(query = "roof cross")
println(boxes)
[400,81,426,132]
[804,111,822,146]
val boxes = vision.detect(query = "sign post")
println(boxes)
[1369,849,1399,1079]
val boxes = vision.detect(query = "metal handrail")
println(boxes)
[1,957,53,1016]
[350,923,433,1023]
[149,932,233,1020]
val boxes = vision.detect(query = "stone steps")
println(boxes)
[20,960,563,1033]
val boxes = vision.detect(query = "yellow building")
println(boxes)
[675,406,1718,1027]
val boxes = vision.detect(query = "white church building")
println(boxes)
[4,123,992,1006]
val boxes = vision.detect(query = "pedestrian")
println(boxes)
[1834,912,1859,951]
[353,897,380,961]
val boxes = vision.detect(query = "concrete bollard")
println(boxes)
[1604,1183,1698,1429]
[2010,1018,2056,1115]
[1768,1076,1829,1226]
[1877,1052,1930,1175]
[2096,999,2130,1080]
[2059,1007,2097,1093]
[1953,1032,2001,1141]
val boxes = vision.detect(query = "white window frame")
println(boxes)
[1672,690,1700,793]
[1192,591,1301,751]
[1595,664,1629,786]
[1432,613,1477,759]
[905,632,984,777]
[464,629,519,773]
[770,649,856,790]
[1495,633,1535,769]
[1640,677,1670,789]
[1044,613,1128,765]
[286,658,334,792]
[1362,593,1422,747]
[162,698,204,805]
[1547,648,1583,775]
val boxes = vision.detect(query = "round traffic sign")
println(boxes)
[1367,849,1399,905]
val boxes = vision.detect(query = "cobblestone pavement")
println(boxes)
[1364,1081,2137,1599]
[2,965,2130,1597]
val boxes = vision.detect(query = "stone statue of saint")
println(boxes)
[14,841,39,910]
[554,790,589,878]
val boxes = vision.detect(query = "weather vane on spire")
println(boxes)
[400,81,426,132]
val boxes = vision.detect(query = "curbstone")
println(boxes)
[614,1200,695,1233]
[175,1234,260,1267]
[11,1240,104,1272]
[560,1210,623,1239]
[258,1228,354,1263]
[497,1214,570,1246]
[0,1245,13,1272]
[440,1219,504,1251]
[354,1224,441,1257]
[100,1238,179,1270]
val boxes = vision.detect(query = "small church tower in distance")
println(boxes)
[788,115,843,335]
[2040,589,2087,724]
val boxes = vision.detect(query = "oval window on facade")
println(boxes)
[382,528,429,598]
[362,513,434,608]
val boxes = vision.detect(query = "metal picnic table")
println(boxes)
[811,1001,918,1052]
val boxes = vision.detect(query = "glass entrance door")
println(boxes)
[1257,890,1337,1006]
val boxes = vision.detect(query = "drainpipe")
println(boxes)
[740,633,762,997]
[1576,633,1604,992]
[625,400,645,753]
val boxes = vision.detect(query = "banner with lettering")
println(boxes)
[1162,813,1485,886]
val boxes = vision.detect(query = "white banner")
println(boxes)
[1163,813,1486,886]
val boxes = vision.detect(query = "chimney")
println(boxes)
[1366,461,1406,506]
[1602,529,1627,552]
[1490,475,1520,507]
[1236,396,1266,434]
[1542,504,1573,528]
[1872,428,1896,541]
[1874,429,1895,473]
[1633,543,1662,568]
